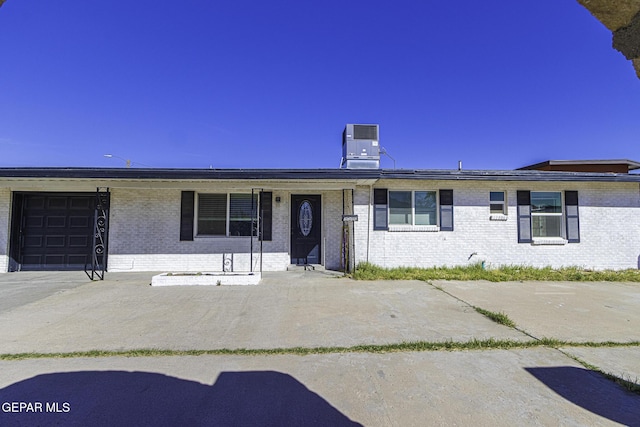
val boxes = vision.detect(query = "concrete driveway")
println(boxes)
[0,271,525,354]
[0,270,638,426]
[434,280,640,342]
[435,279,640,387]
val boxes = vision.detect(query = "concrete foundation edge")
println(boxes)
[151,272,262,286]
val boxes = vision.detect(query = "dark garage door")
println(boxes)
[15,193,96,271]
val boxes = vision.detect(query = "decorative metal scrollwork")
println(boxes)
[223,253,233,272]
[85,188,110,280]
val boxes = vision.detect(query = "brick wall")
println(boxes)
[355,180,640,270]
[3,179,638,273]
[322,190,342,271]
[106,188,346,272]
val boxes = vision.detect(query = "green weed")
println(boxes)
[2,339,639,361]
[352,262,640,282]
[474,307,516,328]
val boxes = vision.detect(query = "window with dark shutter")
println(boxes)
[517,190,532,243]
[439,190,454,231]
[373,188,388,230]
[565,191,580,243]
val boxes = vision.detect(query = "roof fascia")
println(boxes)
[1,167,640,184]
[379,169,640,183]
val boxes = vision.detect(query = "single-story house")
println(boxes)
[1,158,639,274]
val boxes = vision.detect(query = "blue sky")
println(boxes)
[1,1,638,170]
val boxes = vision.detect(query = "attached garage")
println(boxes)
[9,193,98,271]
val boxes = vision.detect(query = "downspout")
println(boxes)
[366,183,372,264]
[250,187,263,273]
[351,188,355,272]
[366,178,380,265]
[259,192,263,274]
[250,189,254,273]
[342,189,346,273]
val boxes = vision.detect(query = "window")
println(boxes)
[517,190,579,244]
[389,190,437,226]
[490,191,506,214]
[197,193,258,236]
[373,189,388,230]
[415,191,437,225]
[389,191,412,225]
[229,193,257,236]
[373,188,453,232]
[530,192,562,238]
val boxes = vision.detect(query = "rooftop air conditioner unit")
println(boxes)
[341,124,380,169]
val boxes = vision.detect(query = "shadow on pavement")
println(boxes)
[0,370,362,426]
[525,366,640,426]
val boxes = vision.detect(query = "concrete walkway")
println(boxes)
[0,271,638,426]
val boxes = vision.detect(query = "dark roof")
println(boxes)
[518,159,640,171]
[1,167,640,182]
[380,169,640,182]
[0,167,379,180]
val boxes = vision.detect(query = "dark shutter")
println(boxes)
[439,190,454,231]
[373,188,388,230]
[259,191,272,241]
[517,190,532,243]
[180,191,195,241]
[565,191,580,243]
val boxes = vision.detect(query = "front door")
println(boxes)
[291,195,321,265]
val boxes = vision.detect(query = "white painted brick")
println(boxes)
[106,188,347,272]
[2,179,639,273]
[355,180,640,271]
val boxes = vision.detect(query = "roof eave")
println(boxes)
[1,167,640,183]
